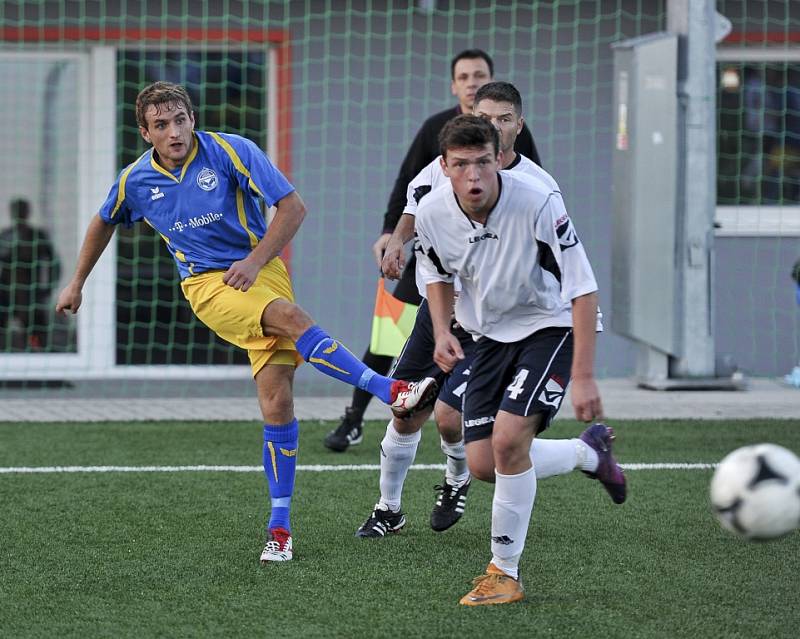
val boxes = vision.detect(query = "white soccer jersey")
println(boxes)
[407,153,560,300]
[415,170,599,343]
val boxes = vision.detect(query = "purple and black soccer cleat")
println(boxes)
[580,423,627,504]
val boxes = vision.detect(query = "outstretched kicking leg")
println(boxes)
[263,299,437,417]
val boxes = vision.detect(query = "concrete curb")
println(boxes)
[0,378,796,422]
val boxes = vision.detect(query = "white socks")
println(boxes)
[530,437,599,479]
[440,437,470,486]
[485,437,600,580]
[490,466,537,580]
[378,420,421,511]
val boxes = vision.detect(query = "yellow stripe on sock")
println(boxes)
[309,357,349,375]
[267,441,279,481]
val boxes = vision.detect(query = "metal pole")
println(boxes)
[668,0,717,377]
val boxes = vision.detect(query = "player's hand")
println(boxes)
[223,258,261,291]
[55,283,83,315]
[381,236,406,280]
[570,377,604,423]
[372,233,392,269]
[433,333,464,374]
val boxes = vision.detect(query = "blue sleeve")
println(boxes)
[97,170,135,228]
[218,133,295,207]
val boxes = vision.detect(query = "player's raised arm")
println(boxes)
[55,214,116,315]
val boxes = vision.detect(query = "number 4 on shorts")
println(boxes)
[506,369,529,400]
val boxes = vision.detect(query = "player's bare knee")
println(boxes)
[466,439,495,482]
[468,458,495,483]
[492,431,528,471]
[434,402,461,443]
[436,415,462,443]
[255,364,295,421]
[261,299,314,340]
[257,389,294,423]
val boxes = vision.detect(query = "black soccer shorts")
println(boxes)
[462,327,573,443]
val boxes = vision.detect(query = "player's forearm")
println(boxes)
[391,214,417,245]
[570,292,598,381]
[70,215,116,288]
[250,191,306,266]
[426,282,455,339]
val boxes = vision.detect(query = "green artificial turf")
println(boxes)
[0,419,798,638]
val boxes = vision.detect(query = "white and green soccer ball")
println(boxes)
[710,443,800,540]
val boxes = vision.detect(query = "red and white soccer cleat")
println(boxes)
[260,527,293,564]
[389,377,438,417]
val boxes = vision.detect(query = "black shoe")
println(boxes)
[430,477,471,532]
[324,408,363,452]
[355,504,406,538]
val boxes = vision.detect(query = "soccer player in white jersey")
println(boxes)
[357,83,624,541]
[54,81,437,565]
[415,114,625,606]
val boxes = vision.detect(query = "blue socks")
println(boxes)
[263,420,299,532]
[295,325,395,403]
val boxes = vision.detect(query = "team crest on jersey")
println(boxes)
[196,167,218,191]
[538,376,565,408]
[554,213,579,250]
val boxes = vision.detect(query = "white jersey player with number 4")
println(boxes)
[412,111,626,608]
[364,86,624,583]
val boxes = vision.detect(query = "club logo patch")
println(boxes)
[538,376,565,408]
[197,167,218,191]
[555,215,579,249]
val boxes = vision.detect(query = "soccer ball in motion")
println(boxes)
[710,443,800,540]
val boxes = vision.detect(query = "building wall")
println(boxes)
[2,0,798,387]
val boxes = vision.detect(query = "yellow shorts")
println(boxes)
[180,257,303,376]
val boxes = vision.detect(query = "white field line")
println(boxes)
[0,462,716,474]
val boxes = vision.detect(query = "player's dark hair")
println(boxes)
[135,81,194,129]
[439,114,500,158]
[450,49,494,79]
[474,81,523,116]
[9,198,30,223]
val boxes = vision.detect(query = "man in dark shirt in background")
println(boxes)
[324,49,541,451]
[0,198,60,350]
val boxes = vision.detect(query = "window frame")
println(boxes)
[715,46,800,237]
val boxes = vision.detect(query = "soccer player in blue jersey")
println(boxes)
[55,81,437,564]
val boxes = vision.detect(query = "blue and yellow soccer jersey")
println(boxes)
[98,131,295,279]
